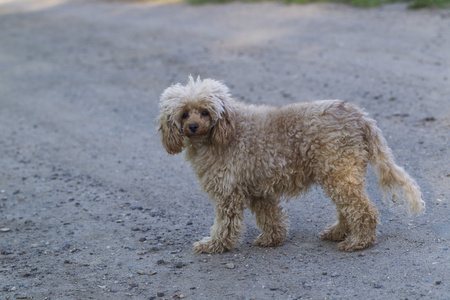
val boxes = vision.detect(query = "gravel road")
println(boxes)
[1,0,449,299]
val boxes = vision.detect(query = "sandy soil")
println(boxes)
[0,0,449,299]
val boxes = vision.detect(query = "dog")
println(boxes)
[158,76,425,253]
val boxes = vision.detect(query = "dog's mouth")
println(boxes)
[183,124,210,140]
[186,133,208,140]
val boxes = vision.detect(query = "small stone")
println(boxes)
[374,283,382,289]
[148,271,157,276]
[157,292,165,297]
[139,237,146,242]
[157,259,166,265]
[13,189,20,195]
[423,117,436,122]
[131,227,140,231]
[322,272,327,275]
[435,281,441,285]
[225,263,235,269]
[393,112,409,117]
[1,250,13,255]
[175,262,184,269]
[358,253,366,257]
[14,295,28,299]
[137,270,146,275]
[0,228,11,232]
[330,272,340,277]
[116,220,124,223]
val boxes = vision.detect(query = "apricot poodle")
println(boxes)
[158,76,425,253]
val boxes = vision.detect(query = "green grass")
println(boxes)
[187,0,450,8]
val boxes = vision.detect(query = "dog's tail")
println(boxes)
[361,117,425,214]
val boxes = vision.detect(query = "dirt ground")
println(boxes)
[1,0,449,299]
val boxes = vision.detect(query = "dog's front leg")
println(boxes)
[193,196,244,254]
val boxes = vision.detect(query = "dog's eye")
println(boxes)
[182,113,189,119]
[201,111,209,116]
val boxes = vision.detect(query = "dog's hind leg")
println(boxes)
[193,195,245,254]
[322,177,380,252]
[250,197,289,247]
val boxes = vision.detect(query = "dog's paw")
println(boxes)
[193,237,228,254]
[320,226,347,242]
[253,234,284,248]
[337,236,375,252]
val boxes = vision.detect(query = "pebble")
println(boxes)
[423,117,436,122]
[0,228,11,232]
[330,272,340,277]
[139,237,146,242]
[225,263,235,269]
[157,292,165,297]
[374,283,382,289]
[157,259,166,265]
[131,227,140,231]
[175,262,184,269]
[137,270,146,275]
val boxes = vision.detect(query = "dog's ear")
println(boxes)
[211,102,235,146]
[158,115,184,155]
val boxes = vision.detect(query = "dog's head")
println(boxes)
[158,76,236,154]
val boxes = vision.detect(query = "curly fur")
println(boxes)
[158,76,425,253]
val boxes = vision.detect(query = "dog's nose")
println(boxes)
[189,124,199,133]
